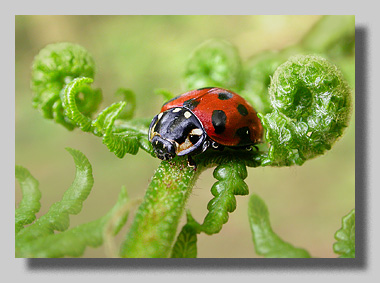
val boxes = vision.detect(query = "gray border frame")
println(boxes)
[5,0,380,280]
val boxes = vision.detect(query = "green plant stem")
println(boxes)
[119,157,204,258]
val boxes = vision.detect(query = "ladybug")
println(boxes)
[148,87,263,167]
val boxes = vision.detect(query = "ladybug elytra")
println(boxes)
[148,87,263,167]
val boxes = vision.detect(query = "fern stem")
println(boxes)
[119,157,204,258]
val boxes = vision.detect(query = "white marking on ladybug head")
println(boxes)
[184,111,192,119]
[172,108,182,113]
[157,112,163,120]
[190,128,203,136]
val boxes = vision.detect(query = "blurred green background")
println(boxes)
[15,15,355,258]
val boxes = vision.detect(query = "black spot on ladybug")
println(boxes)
[235,127,252,145]
[237,104,248,116]
[212,110,227,134]
[183,98,200,110]
[218,92,233,100]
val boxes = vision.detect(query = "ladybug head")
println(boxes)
[149,107,208,160]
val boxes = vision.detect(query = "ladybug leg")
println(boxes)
[202,140,210,153]
[211,141,224,151]
[230,145,257,151]
[211,141,219,149]
[242,145,258,151]
[187,155,197,170]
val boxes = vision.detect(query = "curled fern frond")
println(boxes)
[15,149,130,258]
[16,148,93,249]
[93,100,140,157]
[113,117,156,157]
[63,78,153,157]
[183,39,242,90]
[31,43,151,158]
[15,166,41,235]
[259,55,352,166]
[62,77,97,132]
[18,187,129,258]
[31,42,102,130]
[115,88,136,120]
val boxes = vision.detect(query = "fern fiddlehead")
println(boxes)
[31,42,101,130]
[31,43,154,158]
[259,55,352,166]
[184,39,242,91]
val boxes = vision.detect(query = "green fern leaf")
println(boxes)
[15,166,41,235]
[16,148,93,248]
[333,209,355,258]
[16,186,129,258]
[15,149,131,258]
[196,159,249,235]
[103,133,140,157]
[171,223,197,258]
[248,193,311,258]
[92,101,126,135]
[114,88,136,120]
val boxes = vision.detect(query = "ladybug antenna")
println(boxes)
[187,155,197,170]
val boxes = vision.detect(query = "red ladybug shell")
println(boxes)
[161,87,263,147]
